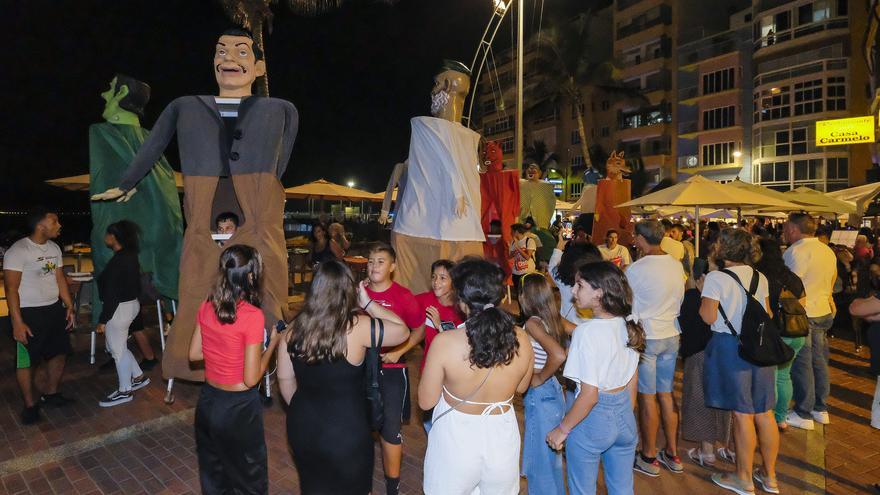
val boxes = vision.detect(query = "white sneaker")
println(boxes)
[785,411,815,430]
[811,410,830,425]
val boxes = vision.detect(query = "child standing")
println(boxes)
[365,243,425,495]
[546,261,644,495]
[509,223,537,292]
[519,273,568,494]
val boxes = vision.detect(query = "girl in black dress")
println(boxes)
[277,260,409,494]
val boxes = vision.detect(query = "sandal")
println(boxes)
[712,473,755,495]
[717,447,737,465]
[753,469,780,494]
[686,447,716,468]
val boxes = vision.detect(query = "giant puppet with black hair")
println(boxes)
[89,74,183,325]
[92,28,299,384]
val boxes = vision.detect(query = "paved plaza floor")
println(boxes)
[1,300,878,494]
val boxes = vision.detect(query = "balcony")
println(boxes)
[753,17,849,53]
[616,0,644,12]
[616,5,672,40]
[754,58,847,89]
[678,31,746,68]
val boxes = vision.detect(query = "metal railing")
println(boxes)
[753,17,849,52]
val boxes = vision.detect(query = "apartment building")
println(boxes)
[749,0,871,191]
[676,9,754,182]
[613,0,677,184]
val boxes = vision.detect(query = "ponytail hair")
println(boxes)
[576,261,646,353]
[451,257,519,368]
[210,244,263,324]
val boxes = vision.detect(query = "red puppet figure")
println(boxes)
[592,151,634,247]
[479,140,519,280]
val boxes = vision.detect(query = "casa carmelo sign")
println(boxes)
[815,116,875,146]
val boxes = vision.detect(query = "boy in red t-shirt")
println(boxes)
[364,243,423,495]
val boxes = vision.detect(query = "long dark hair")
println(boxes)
[288,260,358,363]
[553,242,603,286]
[576,261,646,352]
[106,220,140,254]
[518,273,564,346]
[210,245,262,324]
[451,258,519,368]
[754,238,784,278]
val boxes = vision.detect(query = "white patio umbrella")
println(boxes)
[617,175,800,255]
[46,172,184,192]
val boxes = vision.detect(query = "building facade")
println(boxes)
[749,0,870,191]
[676,9,754,183]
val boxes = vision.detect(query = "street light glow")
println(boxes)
[733,150,742,158]
[493,0,509,13]
[347,180,356,188]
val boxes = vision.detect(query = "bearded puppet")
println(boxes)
[92,28,298,382]
[89,75,183,324]
[592,151,634,246]
[388,60,484,294]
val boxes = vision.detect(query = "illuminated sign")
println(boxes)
[815,116,875,146]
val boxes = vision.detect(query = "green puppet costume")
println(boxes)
[89,75,183,324]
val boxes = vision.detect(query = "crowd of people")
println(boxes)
[6,205,880,495]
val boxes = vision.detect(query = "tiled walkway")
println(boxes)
[1,307,878,494]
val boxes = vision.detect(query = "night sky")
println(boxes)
[2,1,564,210]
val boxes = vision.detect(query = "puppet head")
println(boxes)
[101,74,150,125]
[524,162,543,182]
[605,151,632,180]
[431,60,471,122]
[214,28,266,97]
[482,140,503,172]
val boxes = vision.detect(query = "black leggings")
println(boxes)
[195,385,267,495]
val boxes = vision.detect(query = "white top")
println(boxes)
[527,317,550,370]
[783,237,837,317]
[701,265,770,335]
[548,248,589,324]
[625,254,685,340]
[509,237,536,275]
[564,317,639,393]
[3,237,63,308]
[393,117,485,241]
[660,237,685,261]
[599,244,632,268]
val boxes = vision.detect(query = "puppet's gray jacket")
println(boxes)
[119,95,298,191]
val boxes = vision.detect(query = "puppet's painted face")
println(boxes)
[525,164,542,181]
[214,35,266,94]
[101,77,129,122]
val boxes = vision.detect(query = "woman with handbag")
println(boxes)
[277,260,409,494]
[419,258,534,495]
[699,229,780,495]
[755,238,808,431]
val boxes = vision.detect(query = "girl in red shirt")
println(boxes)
[188,245,281,495]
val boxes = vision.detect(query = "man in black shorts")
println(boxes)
[4,207,76,424]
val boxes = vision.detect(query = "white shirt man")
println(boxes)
[599,230,632,268]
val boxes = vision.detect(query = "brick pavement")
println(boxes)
[1,306,879,494]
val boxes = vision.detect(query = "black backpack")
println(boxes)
[364,318,385,431]
[717,268,794,367]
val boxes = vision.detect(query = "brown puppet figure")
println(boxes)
[592,151,634,246]
[92,28,298,384]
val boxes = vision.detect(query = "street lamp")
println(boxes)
[733,150,742,158]
[347,180,356,188]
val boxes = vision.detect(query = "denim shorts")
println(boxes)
[638,335,680,394]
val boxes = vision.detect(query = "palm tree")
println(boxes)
[219,0,398,96]
[516,11,645,174]
[524,140,559,174]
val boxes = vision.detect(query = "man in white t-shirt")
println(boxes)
[626,220,686,476]
[4,208,76,425]
[599,229,632,269]
[782,212,837,430]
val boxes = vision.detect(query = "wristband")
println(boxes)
[557,423,571,435]
[363,299,374,311]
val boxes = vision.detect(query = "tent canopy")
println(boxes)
[826,182,880,215]
[285,179,378,201]
[776,187,857,214]
[617,175,799,210]
[46,172,184,192]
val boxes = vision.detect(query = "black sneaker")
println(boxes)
[130,375,151,392]
[139,358,158,371]
[21,405,40,425]
[40,393,75,408]
[98,390,133,408]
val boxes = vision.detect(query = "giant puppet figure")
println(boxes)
[92,29,298,382]
[519,162,556,228]
[592,150,634,246]
[89,75,183,324]
[389,60,484,294]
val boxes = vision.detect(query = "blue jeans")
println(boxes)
[522,377,565,495]
[638,335,680,394]
[792,314,834,418]
[566,389,637,495]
